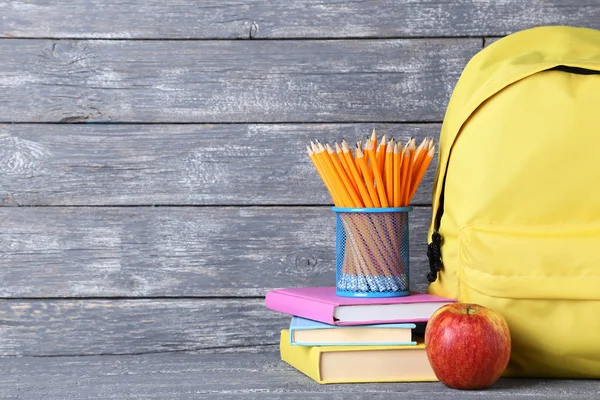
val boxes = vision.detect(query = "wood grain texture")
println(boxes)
[0,39,478,123]
[0,298,288,356]
[0,123,440,206]
[1,0,598,39]
[1,352,598,399]
[0,206,433,297]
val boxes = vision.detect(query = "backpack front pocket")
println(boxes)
[458,224,600,378]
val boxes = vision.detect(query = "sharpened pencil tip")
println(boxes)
[387,139,395,152]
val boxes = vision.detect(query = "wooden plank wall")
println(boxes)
[1,1,598,357]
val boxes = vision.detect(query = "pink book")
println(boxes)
[265,286,456,325]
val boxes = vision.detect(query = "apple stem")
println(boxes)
[466,304,473,315]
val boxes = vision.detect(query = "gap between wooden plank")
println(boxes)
[2,0,598,41]
[0,35,488,41]
[3,344,278,358]
[0,121,444,125]
[484,36,504,47]
[0,296,268,300]
[0,204,434,208]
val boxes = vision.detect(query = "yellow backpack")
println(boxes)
[426,26,600,378]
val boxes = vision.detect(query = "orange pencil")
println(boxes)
[326,143,363,207]
[342,141,374,208]
[408,137,417,159]
[312,142,345,206]
[369,129,377,150]
[316,143,353,207]
[393,142,402,207]
[399,146,411,207]
[365,140,389,207]
[355,139,364,180]
[310,142,340,205]
[404,138,418,205]
[366,129,377,171]
[336,142,358,194]
[345,139,363,183]
[385,138,394,206]
[376,135,387,175]
[408,143,435,202]
[355,146,381,207]
[307,145,339,205]
[411,138,430,180]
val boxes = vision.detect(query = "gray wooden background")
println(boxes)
[1,1,600,398]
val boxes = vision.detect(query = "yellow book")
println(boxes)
[279,330,438,384]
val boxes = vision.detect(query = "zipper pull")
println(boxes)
[427,231,443,282]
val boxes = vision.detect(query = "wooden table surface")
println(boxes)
[1,1,599,397]
[3,351,599,399]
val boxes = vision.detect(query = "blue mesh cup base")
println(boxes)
[336,289,410,298]
[333,207,411,298]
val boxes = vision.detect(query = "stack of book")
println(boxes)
[265,286,455,384]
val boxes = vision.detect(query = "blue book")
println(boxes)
[289,316,416,346]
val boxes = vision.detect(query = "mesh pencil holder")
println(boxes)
[332,207,413,298]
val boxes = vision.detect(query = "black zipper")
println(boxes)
[426,64,600,283]
[546,65,600,75]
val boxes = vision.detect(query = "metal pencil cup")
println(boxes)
[332,207,413,298]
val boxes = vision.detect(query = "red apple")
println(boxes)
[424,303,511,390]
